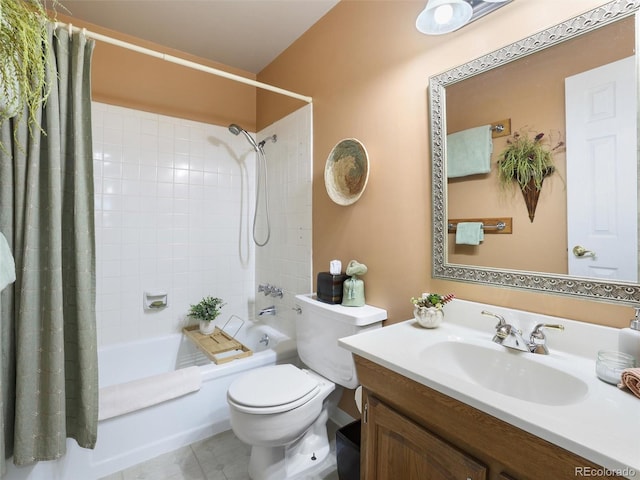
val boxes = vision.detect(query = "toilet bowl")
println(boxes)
[227,365,337,480]
[226,294,387,480]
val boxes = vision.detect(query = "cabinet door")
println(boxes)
[364,396,487,480]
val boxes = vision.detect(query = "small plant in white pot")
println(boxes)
[188,296,225,335]
[410,293,454,329]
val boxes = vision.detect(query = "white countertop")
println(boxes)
[338,299,640,475]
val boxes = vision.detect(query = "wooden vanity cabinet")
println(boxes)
[355,355,622,480]
[364,395,487,480]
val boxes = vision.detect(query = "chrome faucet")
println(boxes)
[482,311,564,354]
[482,310,529,352]
[258,306,276,316]
[258,283,284,298]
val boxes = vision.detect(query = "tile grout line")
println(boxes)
[189,443,209,479]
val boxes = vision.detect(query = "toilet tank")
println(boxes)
[294,293,386,389]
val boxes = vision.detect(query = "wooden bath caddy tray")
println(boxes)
[182,325,253,364]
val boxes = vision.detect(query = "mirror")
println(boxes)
[430,0,640,304]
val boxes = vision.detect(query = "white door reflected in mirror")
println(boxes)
[565,56,638,282]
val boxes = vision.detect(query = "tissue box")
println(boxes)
[317,272,348,304]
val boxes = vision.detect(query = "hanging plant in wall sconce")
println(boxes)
[0,0,58,139]
[497,129,565,222]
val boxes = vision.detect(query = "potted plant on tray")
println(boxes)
[188,296,225,335]
[496,129,564,222]
[410,293,454,329]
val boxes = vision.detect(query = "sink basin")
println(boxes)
[421,341,589,406]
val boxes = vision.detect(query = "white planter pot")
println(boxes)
[199,320,216,335]
[413,306,443,329]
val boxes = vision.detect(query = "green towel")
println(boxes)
[0,232,16,291]
[455,222,484,245]
[447,125,492,178]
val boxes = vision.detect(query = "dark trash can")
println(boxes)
[336,420,361,480]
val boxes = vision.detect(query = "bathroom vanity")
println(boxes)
[339,300,640,480]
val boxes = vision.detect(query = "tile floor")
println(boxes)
[100,422,340,480]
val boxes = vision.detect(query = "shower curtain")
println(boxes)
[0,25,98,472]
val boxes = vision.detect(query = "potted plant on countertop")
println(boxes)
[188,296,226,335]
[410,293,454,329]
[496,128,564,222]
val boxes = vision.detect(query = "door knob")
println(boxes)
[572,245,596,258]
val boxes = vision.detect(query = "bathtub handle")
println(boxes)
[292,305,302,315]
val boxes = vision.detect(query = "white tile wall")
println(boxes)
[92,102,312,346]
[255,105,313,337]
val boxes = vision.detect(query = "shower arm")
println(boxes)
[258,135,277,149]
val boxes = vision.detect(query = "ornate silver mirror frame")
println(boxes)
[429,0,640,304]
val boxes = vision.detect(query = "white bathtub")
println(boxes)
[6,322,297,480]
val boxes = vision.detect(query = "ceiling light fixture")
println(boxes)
[416,0,512,35]
[416,0,473,35]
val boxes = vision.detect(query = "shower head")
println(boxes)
[228,123,259,152]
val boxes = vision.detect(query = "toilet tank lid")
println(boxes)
[227,364,319,408]
[295,293,387,326]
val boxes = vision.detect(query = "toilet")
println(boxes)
[226,293,386,480]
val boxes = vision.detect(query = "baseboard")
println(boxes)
[92,419,230,478]
[330,407,357,428]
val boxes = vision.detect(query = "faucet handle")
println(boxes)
[481,310,520,336]
[481,310,506,328]
[530,323,564,337]
[529,323,564,354]
[494,323,511,339]
[482,310,508,339]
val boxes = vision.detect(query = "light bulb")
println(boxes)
[415,0,473,35]
[434,4,453,24]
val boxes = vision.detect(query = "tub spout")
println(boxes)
[259,306,276,316]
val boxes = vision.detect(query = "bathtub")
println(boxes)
[15,322,298,480]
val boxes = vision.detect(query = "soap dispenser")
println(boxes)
[619,306,640,364]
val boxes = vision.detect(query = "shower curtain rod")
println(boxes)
[55,22,313,104]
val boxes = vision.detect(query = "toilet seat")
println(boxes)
[227,364,320,415]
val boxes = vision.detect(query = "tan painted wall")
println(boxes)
[57,14,258,130]
[257,0,635,329]
[62,4,634,327]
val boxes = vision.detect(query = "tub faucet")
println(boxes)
[258,283,284,298]
[259,306,276,316]
[482,310,529,352]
